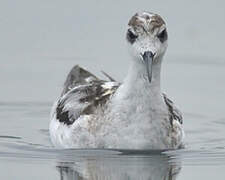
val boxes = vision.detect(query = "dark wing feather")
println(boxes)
[61,65,100,96]
[163,93,183,126]
[101,71,116,82]
[55,65,119,125]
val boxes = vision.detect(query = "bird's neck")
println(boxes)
[109,56,165,120]
[112,56,163,107]
[121,57,163,99]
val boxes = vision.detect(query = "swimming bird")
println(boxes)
[49,11,184,149]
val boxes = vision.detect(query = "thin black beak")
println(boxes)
[142,51,155,83]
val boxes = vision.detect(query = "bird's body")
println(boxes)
[49,11,185,149]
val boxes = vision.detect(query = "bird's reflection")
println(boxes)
[55,150,181,180]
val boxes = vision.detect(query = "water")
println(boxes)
[1,0,225,179]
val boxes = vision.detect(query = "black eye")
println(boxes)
[157,29,168,43]
[126,29,138,44]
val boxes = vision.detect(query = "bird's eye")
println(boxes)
[157,29,168,43]
[126,29,138,44]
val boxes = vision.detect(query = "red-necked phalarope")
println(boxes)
[49,11,184,149]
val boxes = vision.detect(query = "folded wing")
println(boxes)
[54,65,119,125]
[163,93,183,126]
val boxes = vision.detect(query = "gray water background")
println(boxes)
[0,0,225,179]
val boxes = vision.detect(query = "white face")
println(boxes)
[126,12,168,62]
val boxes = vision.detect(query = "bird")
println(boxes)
[49,11,184,149]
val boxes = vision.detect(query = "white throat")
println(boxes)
[117,56,163,100]
[108,55,165,126]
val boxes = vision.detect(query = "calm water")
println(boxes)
[1,0,225,179]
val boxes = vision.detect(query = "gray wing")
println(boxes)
[61,65,100,96]
[55,65,119,125]
[163,93,183,126]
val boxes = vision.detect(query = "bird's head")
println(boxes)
[126,11,168,82]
